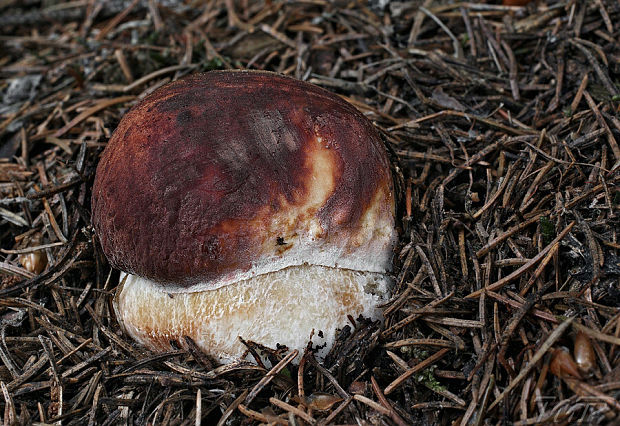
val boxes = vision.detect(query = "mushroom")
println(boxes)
[502,0,532,5]
[91,70,397,362]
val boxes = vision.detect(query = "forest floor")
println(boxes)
[0,0,619,424]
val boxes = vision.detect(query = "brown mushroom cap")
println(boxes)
[92,71,395,292]
[92,70,396,360]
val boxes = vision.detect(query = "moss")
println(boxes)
[203,57,224,71]
[540,216,556,245]
[280,367,292,380]
[418,366,445,392]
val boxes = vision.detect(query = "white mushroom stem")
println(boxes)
[114,265,392,363]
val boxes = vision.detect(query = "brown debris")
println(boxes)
[0,0,619,424]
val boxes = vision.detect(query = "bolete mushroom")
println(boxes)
[92,70,396,362]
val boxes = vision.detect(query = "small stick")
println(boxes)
[353,394,392,416]
[54,96,135,138]
[572,323,620,347]
[370,375,409,426]
[244,350,298,405]
[238,404,287,425]
[570,73,589,113]
[467,222,575,298]
[114,49,134,83]
[382,291,454,338]
[487,291,557,323]
[488,318,574,411]
[384,338,456,349]
[216,390,247,426]
[319,396,353,425]
[519,243,559,296]
[584,91,620,161]
[195,389,201,426]
[95,0,140,41]
[384,348,450,395]
[306,354,349,400]
[269,397,316,424]
[419,7,463,59]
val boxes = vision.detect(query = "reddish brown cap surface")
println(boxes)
[92,71,395,290]
[502,0,532,5]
